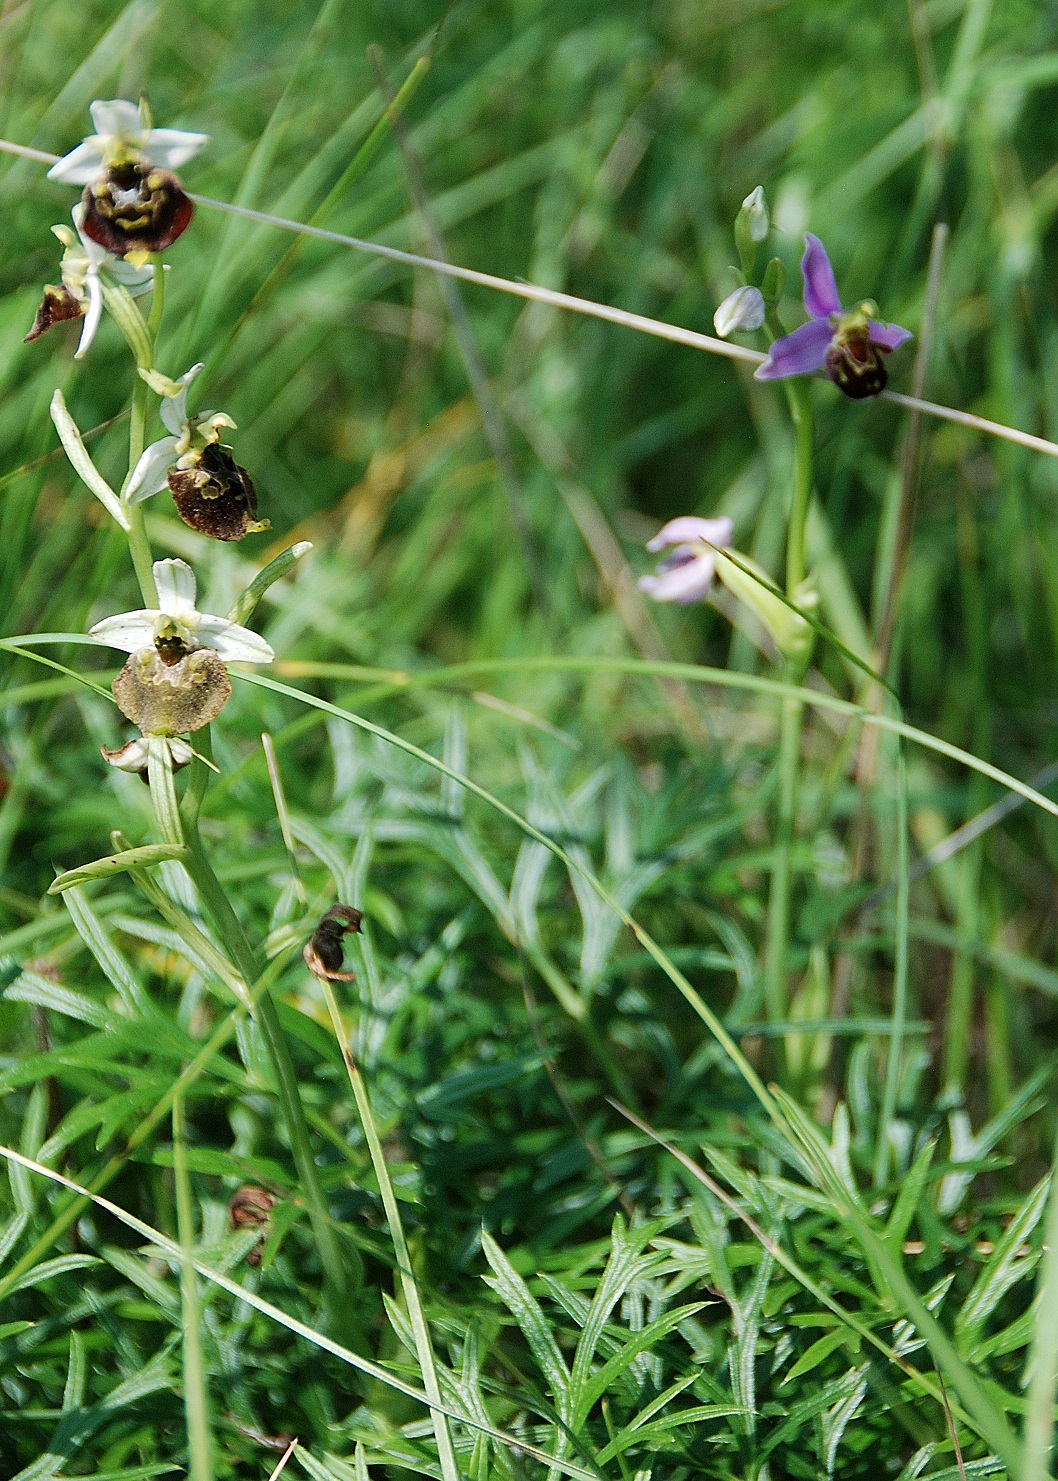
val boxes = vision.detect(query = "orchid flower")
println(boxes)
[754,234,911,399]
[25,204,153,357]
[90,560,272,735]
[48,99,207,257]
[123,364,234,503]
[637,516,734,604]
[89,558,273,664]
[122,365,267,539]
[639,516,813,661]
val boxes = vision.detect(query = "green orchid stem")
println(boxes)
[177,817,365,1341]
[783,378,814,593]
[148,733,362,1341]
[764,686,805,1039]
[173,1092,214,1481]
[126,506,158,606]
[763,377,814,1064]
[121,260,164,606]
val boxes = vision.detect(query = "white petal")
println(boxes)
[89,610,160,652]
[160,363,204,435]
[47,141,107,185]
[153,559,198,619]
[638,553,717,604]
[194,615,274,663]
[103,737,151,772]
[89,99,144,141]
[111,261,155,295]
[74,277,103,359]
[123,436,179,504]
[143,127,209,169]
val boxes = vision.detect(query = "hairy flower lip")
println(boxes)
[754,234,911,397]
[168,443,270,542]
[112,646,233,735]
[82,163,194,256]
[123,365,260,540]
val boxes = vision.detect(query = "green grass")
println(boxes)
[4,0,1058,1476]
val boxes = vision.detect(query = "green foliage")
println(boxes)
[5,0,1058,1477]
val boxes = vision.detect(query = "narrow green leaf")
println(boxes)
[49,844,190,894]
[227,542,312,626]
[575,1304,707,1423]
[62,886,146,1013]
[5,1253,100,1295]
[4,969,111,1028]
[481,1231,570,1403]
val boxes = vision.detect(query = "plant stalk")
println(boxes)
[762,378,814,1052]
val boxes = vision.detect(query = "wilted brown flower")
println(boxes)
[228,1185,277,1268]
[304,905,363,981]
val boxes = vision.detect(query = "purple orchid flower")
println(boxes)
[638,516,734,604]
[754,234,911,400]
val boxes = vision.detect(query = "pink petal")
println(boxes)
[639,552,717,604]
[801,234,842,318]
[646,515,734,552]
[868,319,913,352]
[753,319,833,381]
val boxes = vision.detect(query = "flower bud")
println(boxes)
[761,256,786,304]
[740,186,770,242]
[168,444,270,542]
[713,285,765,338]
[734,185,770,270]
[82,162,193,256]
[112,647,232,734]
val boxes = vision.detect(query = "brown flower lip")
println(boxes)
[112,646,232,735]
[168,443,270,542]
[24,285,84,344]
[82,161,194,256]
[304,905,363,981]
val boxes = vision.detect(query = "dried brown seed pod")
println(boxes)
[303,904,363,981]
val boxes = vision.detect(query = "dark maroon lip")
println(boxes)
[81,162,194,256]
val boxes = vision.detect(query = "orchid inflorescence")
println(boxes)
[24,98,281,775]
[643,187,912,660]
